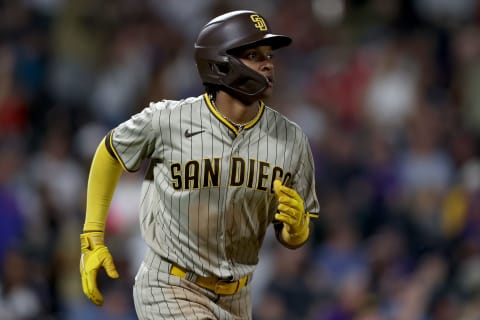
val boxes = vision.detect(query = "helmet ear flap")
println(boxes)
[220,56,268,102]
[198,54,268,103]
[209,62,229,76]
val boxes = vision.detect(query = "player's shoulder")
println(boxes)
[148,95,203,112]
[263,104,304,132]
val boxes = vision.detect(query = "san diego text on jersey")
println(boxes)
[170,156,292,191]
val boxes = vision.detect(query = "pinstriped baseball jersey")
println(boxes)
[108,93,320,280]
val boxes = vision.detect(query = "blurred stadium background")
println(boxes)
[1,0,480,319]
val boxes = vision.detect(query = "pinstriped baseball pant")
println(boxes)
[133,249,253,320]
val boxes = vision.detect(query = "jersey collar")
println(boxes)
[204,93,264,136]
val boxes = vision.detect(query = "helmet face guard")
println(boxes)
[194,10,292,103]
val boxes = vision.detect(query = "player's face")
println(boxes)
[236,45,275,98]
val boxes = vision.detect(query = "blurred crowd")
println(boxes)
[1,0,480,319]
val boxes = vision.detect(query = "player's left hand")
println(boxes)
[273,180,319,246]
[80,231,119,306]
[273,180,306,234]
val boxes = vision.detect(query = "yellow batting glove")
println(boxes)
[273,180,317,246]
[80,232,119,306]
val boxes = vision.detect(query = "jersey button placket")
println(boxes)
[231,138,242,155]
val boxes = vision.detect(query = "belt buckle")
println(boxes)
[214,279,239,295]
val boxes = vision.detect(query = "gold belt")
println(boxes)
[170,264,248,295]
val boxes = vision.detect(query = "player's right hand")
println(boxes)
[80,231,119,306]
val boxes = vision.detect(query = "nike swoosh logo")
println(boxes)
[185,129,205,138]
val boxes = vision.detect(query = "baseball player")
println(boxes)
[79,10,320,320]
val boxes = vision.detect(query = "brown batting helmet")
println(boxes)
[194,10,292,102]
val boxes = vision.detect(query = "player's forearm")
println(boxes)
[83,137,123,232]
